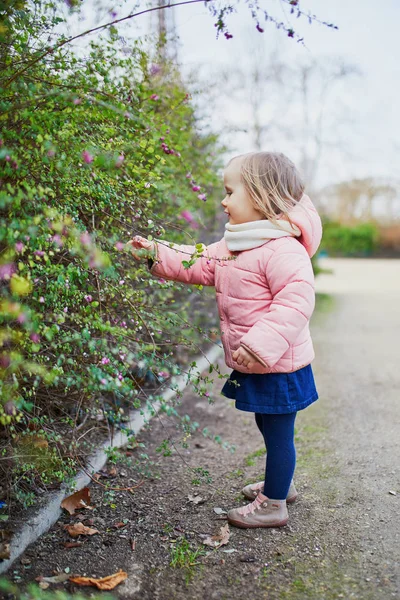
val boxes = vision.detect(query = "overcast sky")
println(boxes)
[70,1,400,191]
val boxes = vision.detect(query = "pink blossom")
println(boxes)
[82,150,94,164]
[115,154,124,167]
[63,307,68,313]
[84,295,93,303]
[52,234,63,247]
[30,333,40,343]
[100,378,107,385]
[186,172,192,179]
[119,279,125,285]
[150,94,159,101]
[101,357,110,365]
[180,210,194,223]
[192,185,201,192]
[198,193,207,201]
[34,250,44,257]
[115,242,125,250]
[73,98,82,105]
[47,149,56,158]
[17,313,27,324]
[117,372,123,381]
[144,182,151,188]
[0,264,15,280]
[15,242,24,253]
[158,278,166,284]
[80,232,91,246]
[39,296,45,303]
[160,137,165,142]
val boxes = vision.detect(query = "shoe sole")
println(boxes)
[242,492,298,504]
[227,517,288,529]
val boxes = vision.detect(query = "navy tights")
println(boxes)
[255,412,297,500]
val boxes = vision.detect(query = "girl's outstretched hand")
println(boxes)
[127,236,156,261]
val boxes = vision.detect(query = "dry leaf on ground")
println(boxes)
[188,494,205,505]
[0,530,11,560]
[63,542,82,549]
[64,522,99,538]
[61,488,93,515]
[203,523,230,549]
[69,569,127,590]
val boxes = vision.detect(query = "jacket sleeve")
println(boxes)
[240,245,315,368]
[149,239,220,287]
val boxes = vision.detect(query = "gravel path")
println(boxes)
[8,258,400,599]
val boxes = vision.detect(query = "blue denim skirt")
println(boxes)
[221,364,318,414]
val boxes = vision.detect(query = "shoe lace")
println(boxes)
[238,495,264,517]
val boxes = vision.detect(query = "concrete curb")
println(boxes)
[0,344,223,574]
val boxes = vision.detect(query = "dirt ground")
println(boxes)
[4,258,400,600]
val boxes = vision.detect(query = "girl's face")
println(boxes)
[221,158,265,225]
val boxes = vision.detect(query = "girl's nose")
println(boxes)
[221,198,227,207]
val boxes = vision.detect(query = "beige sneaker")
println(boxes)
[227,493,288,529]
[242,480,298,503]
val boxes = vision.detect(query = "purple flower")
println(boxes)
[39,297,45,303]
[115,242,125,250]
[117,372,123,381]
[144,182,151,189]
[198,193,207,201]
[100,378,107,385]
[119,279,125,285]
[63,307,68,313]
[256,23,264,33]
[158,278,166,284]
[47,149,56,158]
[15,242,24,253]
[34,250,45,257]
[30,333,40,343]
[192,185,201,192]
[150,63,162,77]
[82,150,94,164]
[84,294,93,303]
[186,172,192,179]
[101,357,110,365]
[150,94,159,101]
[73,98,82,105]
[0,263,16,280]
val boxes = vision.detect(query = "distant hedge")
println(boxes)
[320,221,380,257]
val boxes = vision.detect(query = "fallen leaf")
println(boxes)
[63,542,82,549]
[36,573,71,584]
[203,523,230,549]
[222,548,238,553]
[69,569,127,590]
[108,466,117,477]
[113,522,126,529]
[64,522,99,538]
[188,494,205,505]
[61,488,93,515]
[129,538,136,551]
[0,530,11,560]
[213,507,227,515]
[389,490,397,496]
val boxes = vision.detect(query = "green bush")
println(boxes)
[0,0,223,504]
[320,221,380,257]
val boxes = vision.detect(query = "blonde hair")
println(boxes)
[231,152,304,223]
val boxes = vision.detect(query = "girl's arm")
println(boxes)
[239,244,315,369]
[128,235,218,287]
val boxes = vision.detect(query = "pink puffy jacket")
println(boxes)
[150,195,322,374]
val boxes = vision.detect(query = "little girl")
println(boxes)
[128,151,322,529]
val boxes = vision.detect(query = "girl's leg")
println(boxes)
[260,412,297,500]
[254,412,264,436]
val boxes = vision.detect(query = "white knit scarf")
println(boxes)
[224,219,301,251]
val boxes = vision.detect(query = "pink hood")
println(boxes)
[289,194,322,258]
